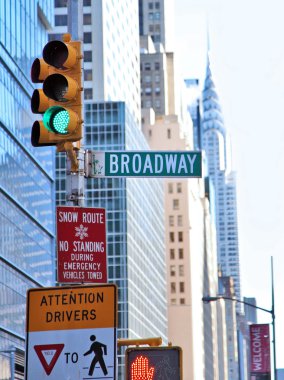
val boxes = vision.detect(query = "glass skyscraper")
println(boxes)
[0,1,55,377]
[201,58,241,303]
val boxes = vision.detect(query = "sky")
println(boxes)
[174,0,284,370]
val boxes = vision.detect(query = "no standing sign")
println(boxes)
[56,206,107,283]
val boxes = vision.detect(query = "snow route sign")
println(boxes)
[25,284,117,380]
[56,206,107,283]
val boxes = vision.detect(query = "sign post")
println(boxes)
[56,206,107,283]
[86,150,202,178]
[25,284,117,380]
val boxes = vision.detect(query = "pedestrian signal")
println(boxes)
[125,346,182,380]
[30,33,83,151]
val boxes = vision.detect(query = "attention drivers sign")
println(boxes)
[57,206,107,283]
[25,284,117,380]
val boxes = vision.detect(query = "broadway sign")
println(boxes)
[57,206,107,283]
[87,151,202,178]
[249,324,271,379]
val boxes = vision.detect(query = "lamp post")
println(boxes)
[202,258,277,380]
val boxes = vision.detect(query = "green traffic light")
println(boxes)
[43,106,69,134]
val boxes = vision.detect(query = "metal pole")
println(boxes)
[67,0,85,207]
[271,256,277,380]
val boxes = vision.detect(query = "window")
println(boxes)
[84,88,93,99]
[178,232,183,242]
[171,283,176,294]
[177,215,182,226]
[55,15,67,26]
[173,199,179,210]
[84,51,92,62]
[177,183,182,193]
[155,62,160,70]
[169,216,174,226]
[171,299,176,305]
[144,62,151,71]
[167,129,171,138]
[83,0,91,5]
[155,87,160,95]
[155,12,160,20]
[145,87,152,95]
[155,100,161,108]
[170,249,175,259]
[179,249,184,259]
[179,265,184,276]
[179,282,185,293]
[169,232,174,242]
[148,12,153,20]
[148,129,152,137]
[55,0,67,6]
[83,13,92,25]
[155,2,160,9]
[148,2,153,9]
[168,183,173,193]
[155,25,160,32]
[84,69,93,81]
[180,298,185,305]
[170,265,175,276]
[84,32,92,43]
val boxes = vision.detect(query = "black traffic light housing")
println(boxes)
[125,346,182,380]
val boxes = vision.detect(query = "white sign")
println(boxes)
[25,285,117,380]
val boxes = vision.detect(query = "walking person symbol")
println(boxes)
[84,335,108,376]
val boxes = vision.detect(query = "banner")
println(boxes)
[250,324,271,380]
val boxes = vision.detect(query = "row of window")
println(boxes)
[148,2,160,10]
[169,231,183,243]
[141,87,161,96]
[148,12,160,20]
[169,215,183,227]
[170,282,185,294]
[170,265,184,277]
[55,13,92,26]
[168,183,182,193]
[141,62,160,71]
[170,248,184,260]
[55,0,91,7]
[171,298,186,305]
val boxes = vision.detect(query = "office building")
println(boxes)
[0,1,55,378]
[52,2,168,377]
[201,57,242,304]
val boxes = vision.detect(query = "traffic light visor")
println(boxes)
[43,40,77,69]
[31,58,49,83]
[31,89,49,113]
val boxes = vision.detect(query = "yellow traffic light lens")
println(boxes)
[43,106,69,135]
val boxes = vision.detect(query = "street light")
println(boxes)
[202,258,277,380]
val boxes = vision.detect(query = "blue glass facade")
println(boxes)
[56,102,167,377]
[0,0,55,365]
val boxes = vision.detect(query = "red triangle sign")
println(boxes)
[34,344,64,375]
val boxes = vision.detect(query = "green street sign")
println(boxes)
[87,151,202,178]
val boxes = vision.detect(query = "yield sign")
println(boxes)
[34,344,64,375]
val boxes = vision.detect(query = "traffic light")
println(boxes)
[125,346,182,380]
[30,33,83,151]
